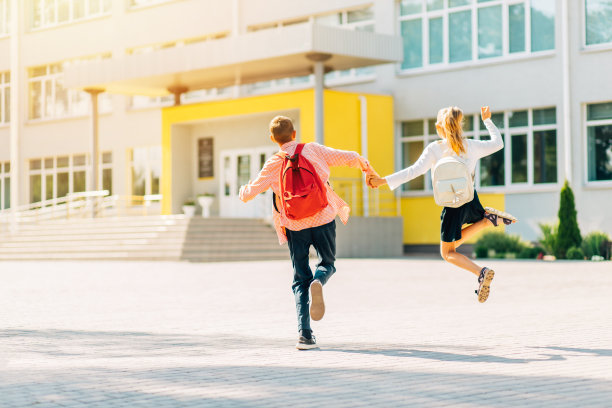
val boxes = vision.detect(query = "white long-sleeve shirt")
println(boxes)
[385,118,504,191]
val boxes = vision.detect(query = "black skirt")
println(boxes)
[440,190,486,243]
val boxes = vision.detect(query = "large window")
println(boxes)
[130,146,161,196]
[0,0,9,36]
[586,102,612,182]
[30,0,111,30]
[28,154,89,204]
[399,0,555,71]
[585,0,612,46]
[398,107,558,194]
[28,57,112,120]
[1,161,10,210]
[0,71,9,125]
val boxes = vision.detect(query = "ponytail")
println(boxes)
[442,106,466,155]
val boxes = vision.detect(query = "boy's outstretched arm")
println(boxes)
[315,143,372,173]
[238,157,281,203]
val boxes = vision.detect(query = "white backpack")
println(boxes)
[432,155,474,208]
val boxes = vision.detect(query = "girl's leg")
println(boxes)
[440,241,482,276]
[453,218,493,250]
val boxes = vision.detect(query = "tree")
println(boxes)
[556,181,582,259]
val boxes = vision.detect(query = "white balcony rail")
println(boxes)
[0,191,163,234]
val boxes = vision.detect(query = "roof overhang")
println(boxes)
[64,23,403,96]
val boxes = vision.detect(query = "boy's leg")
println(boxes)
[286,228,314,332]
[308,221,336,322]
[311,220,337,284]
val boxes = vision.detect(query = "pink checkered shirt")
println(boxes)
[238,141,371,245]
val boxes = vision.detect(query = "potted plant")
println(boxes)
[182,199,196,217]
[197,193,215,218]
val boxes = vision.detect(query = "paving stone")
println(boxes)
[0,259,611,407]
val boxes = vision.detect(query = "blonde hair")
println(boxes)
[269,116,294,144]
[438,106,465,155]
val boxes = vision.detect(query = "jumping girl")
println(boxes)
[368,106,516,303]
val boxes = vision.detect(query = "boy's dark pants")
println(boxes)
[286,220,336,332]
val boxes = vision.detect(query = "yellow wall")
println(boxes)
[401,193,506,244]
[161,89,316,214]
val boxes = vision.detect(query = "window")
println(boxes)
[0,162,10,210]
[101,151,113,194]
[586,102,612,182]
[398,107,558,194]
[28,154,90,204]
[129,146,161,196]
[398,0,555,71]
[128,0,175,8]
[0,0,9,36]
[0,72,9,124]
[28,56,112,120]
[585,0,612,46]
[30,0,111,30]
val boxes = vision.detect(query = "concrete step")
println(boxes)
[0,215,282,262]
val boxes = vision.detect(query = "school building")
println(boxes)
[0,0,611,251]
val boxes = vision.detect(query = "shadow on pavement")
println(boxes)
[1,329,611,407]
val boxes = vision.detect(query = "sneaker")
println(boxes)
[484,207,517,226]
[309,279,325,321]
[296,334,318,350]
[475,267,495,303]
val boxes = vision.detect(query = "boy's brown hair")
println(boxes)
[269,116,294,144]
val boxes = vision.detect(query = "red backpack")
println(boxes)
[275,143,328,220]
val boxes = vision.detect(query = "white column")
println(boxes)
[86,88,103,216]
[307,53,331,145]
[313,62,324,145]
[561,0,572,183]
[9,0,21,232]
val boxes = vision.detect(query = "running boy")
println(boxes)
[239,116,377,350]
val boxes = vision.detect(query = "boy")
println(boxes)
[239,116,377,350]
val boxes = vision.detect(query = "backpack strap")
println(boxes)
[294,143,305,156]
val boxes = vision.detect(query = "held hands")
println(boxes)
[481,106,491,121]
[364,165,387,189]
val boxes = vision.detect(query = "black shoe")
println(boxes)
[296,331,317,350]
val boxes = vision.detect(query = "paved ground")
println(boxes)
[0,259,611,407]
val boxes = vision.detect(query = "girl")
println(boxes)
[368,106,516,303]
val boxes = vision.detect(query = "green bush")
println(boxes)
[566,246,585,260]
[474,231,528,258]
[517,246,544,259]
[556,181,582,259]
[582,231,611,260]
[538,222,558,255]
[475,246,488,259]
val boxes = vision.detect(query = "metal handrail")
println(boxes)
[329,177,401,217]
[0,192,163,234]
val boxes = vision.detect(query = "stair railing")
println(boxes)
[0,192,163,234]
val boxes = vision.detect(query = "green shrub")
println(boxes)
[566,246,585,260]
[475,246,488,259]
[538,222,558,255]
[517,246,544,259]
[556,181,582,259]
[581,231,611,259]
[474,231,527,258]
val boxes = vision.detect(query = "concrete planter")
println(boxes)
[182,205,196,217]
[198,196,214,218]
